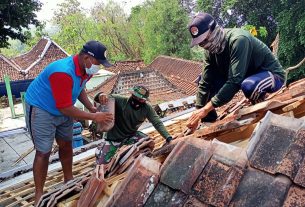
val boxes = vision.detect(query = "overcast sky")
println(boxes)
[36,0,145,21]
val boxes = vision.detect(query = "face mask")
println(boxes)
[85,58,100,75]
[129,97,145,110]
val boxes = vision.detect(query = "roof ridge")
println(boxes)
[24,37,70,73]
[0,54,22,71]
[150,55,203,66]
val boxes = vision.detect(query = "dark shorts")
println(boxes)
[25,102,73,153]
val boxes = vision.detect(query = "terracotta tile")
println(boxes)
[160,138,213,194]
[278,129,305,187]
[77,169,107,207]
[283,185,305,207]
[294,157,305,187]
[106,155,160,207]
[183,196,209,207]
[247,112,305,186]
[192,141,247,207]
[144,184,187,207]
[229,168,291,207]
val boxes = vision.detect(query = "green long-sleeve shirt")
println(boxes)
[106,94,170,142]
[197,28,285,108]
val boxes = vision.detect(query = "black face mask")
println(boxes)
[129,97,145,110]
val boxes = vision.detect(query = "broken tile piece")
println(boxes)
[144,184,187,207]
[183,196,209,207]
[192,140,247,207]
[106,155,160,207]
[229,168,291,207]
[283,185,305,207]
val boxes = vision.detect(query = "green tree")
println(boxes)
[196,0,278,44]
[91,1,137,61]
[52,0,99,54]
[0,0,42,48]
[276,0,305,83]
[137,0,191,62]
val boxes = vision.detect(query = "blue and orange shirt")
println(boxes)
[25,55,91,116]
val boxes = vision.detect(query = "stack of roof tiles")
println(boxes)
[106,112,305,207]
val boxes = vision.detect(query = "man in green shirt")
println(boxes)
[186,12,285,132]
[94,85,173,164]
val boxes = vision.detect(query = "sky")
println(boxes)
[36,0,145,22]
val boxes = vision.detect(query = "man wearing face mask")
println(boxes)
[94,85,173,164]
[25,40,114,205]
[186,12,285,132]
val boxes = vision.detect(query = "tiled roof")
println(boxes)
[166,75,197,95]
[149,55,202,83]
[106,60,145,74]
[0,55,23,82]
[87,68,189,105]
[148,55,203,96]
[25,43,68,79]
[88,56,203,103]
[0,37,68,82]
[109,112,305,207]
[12,38,49,69]
[3,75,305,206]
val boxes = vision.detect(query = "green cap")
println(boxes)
[130,85,149,100]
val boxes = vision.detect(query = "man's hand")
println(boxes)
[186,108,208,132]
[93,112,113,123]
[88,106,97,113]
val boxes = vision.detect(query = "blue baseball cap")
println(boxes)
[82,40,113,67]
[188,12,216,48]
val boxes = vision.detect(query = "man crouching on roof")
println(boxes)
[94,85,173,164]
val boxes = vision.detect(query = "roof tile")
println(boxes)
[144,183,187,207]
[247,112,305,187]
[106,155,160,207]
[283,185,305,207]
[183,196,209,207]
[192,141,247,207]
[229,168,291,207]
[160,138,213,194]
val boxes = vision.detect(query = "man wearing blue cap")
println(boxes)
[25,40,114,205]
[186,12,285,132]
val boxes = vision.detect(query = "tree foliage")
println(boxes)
[196,0,279,44]
[131,0,191,62]
[0,0,42,48]
[276,0,305,83]
[50,0,191,63]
